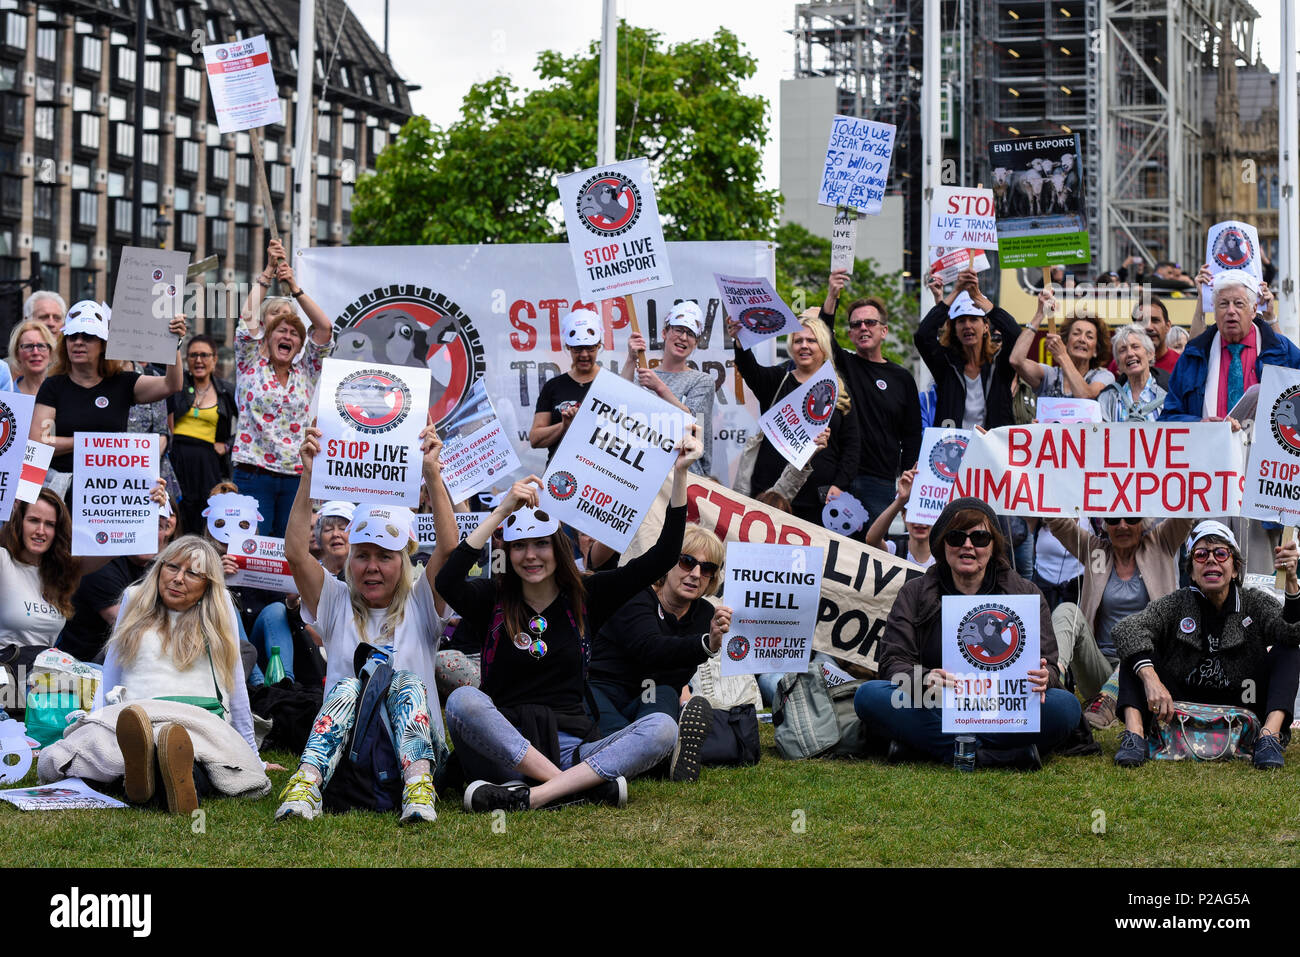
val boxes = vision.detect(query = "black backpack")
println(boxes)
[321,649,403,814]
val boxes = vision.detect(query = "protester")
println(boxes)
[437,426,702,813]
[1112,522,1300,769]
[1097,324,1167,422]
[1031,519,1085,608]
[1190,264,1278,339]
[623,300,715,476]
[863,469,933,568]
[31,302,186,477]
[531,307,604,463]
[8,319,54,396]
[0,489,81,651]
[1166,326,1189,353]
[915,269,1022,430]
[1131,298,1180,379]
[729,313,860,527]
[587,523,732,782]
[1010,289,1113,399]
[853,497,1080,768]
[168,334,237,535]
[23,290,66,338]
[819,270,922,524]
[273,423,453,824]
[127,361,181,507]
[232,239,334,537]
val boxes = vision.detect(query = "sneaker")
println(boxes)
[463,779,531,813]
[1114,729,1148,767]
[399,773,437,824]
[670,697,713,783]
[156,723,199,815]
[1253,731,1285,770]
[275,769,323,821]
[1083,693,1117,730]
[539,775,628,810]
[115,704,155,804]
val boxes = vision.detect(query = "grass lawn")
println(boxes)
[3,724,1299,868]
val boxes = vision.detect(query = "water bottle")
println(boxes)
[265,646,286,685]
[954,735,977,772]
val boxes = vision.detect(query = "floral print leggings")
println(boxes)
[299,670,435,782]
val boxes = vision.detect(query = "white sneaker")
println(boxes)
[274,769,322,821]
[399,773,437,825]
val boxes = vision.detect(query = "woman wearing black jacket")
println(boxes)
[436,427,701,813]
[168,334,238,534]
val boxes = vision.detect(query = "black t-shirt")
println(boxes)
[36,372,142,473]
[56,556,145,663]
[589,587,713,693]
[535,373,593,463]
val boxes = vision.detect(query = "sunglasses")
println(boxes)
[944,529,993,548]
[848,318,886,330]
[677,553,719,576]
[1191,546,1232,564]
[1104,517,1142,527]
[512,613,549,659]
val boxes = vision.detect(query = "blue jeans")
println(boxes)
[250,602,295,681]
[445,686,676,784]
[232,465,300,538]
[236,615,266,687]
[853,679,1080,762]
[849,475,899,529]
[588,680,680,737]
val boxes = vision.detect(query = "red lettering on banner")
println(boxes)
[1084,472,1105,509]
[509,300,537,350]
[685,482,710,523]
[778,526,813,546]
[1215,470,1236,510]
[1111,472,1134,510]
[603,298,630,334]
[539,299,569,350]
[709,490,746,538]
[1188,471,1211,511]
[1155,427,1190,468]
[1008,428,1031,467]
[1135,472,1159,505]
[739,509,777,542]
[1161,472,1185,511]
[1103,429,1129,468]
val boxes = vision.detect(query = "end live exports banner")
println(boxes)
[954,423,1244,517]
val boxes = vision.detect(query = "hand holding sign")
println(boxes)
[420,413,442,476]
[298,423,322,474]
[708,605,733,653]
[505,475,544,512]
[675,422,704,471]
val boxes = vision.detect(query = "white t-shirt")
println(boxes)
[0,547,65,647]
[962,372,986,431]
[315,572,448,738]
[884,540,936,569]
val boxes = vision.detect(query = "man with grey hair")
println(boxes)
[1160,270,1300,423]
[23,290,66,337]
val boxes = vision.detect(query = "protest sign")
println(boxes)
[438,378,521,503]
[941,594,1040,734]
[311,359,431,507]
[71,433,159,556]
[542,370,691,551]
[929,247,990,283]
[203,35,283,133]
[1035,396,1102,423]
[908,427,972,526]
[16,440,52,505]
[831,209,859,273]
[720,541,824,677]
[929,187,999,250]
[627,475,925,672]
[817,115,896,214]
[1240,365,1300,523]
[226,535,297,594]
[713,273,800,351]
[759,360,838,469]
[987,133,1089,268]
[1203,220,1263,311]
[414,512,493,579]
[558,156,672,301]
[954,423,1244,517]
[106,247,189,365]
[0,778,127,811]
[0,392,33,522]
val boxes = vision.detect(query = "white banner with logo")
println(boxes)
[226,535,297,593]
[929,187,1000,250]
[71,433,159,556]
[719,541,824,676]
[0,392,33,522]
[908,427,971,526]
[758,360,838,469]
[713,273,801,351]
[310,358,431,507]
[1242,365,1300,522]
[203,34,283,133]
[297,242,772,487]
[1203,220,1262,311]
[941,594,1040,734]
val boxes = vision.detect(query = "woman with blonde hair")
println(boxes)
[8,319,54,396]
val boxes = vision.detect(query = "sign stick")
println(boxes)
[1277,525,1295,590]
[1041,266,1056,335]
[249,128,282,295]
[623,296,648,369]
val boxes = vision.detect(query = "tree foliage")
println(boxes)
[350,24,780,246]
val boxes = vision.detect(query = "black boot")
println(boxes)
[974,744,1043,771]
[1057,714,1102,757]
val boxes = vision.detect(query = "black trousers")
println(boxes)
[1117,645,1300,729]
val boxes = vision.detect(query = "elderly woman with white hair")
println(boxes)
[1098,324,1167,422]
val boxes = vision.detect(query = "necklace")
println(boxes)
[191,381,214,417]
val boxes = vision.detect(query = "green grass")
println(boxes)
[3,725,1300,867]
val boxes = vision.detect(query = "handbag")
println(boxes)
[154,635,227,720]
[1148,701,1260,761]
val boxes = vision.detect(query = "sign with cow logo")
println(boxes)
[71,432,159,556]
[720,541,824,676]
[0,391,31,522]
[907,428,972,527]
[106,246,189,366]
[758,360,838,470]
[311,358,432,507]
[986,133,1089,268]
[558,156,673,301]
[1202,220,1263,311]
[713,273,801,351]
[436,378,521,504]
[541,370,693,552]
[225,535,297,594]
[1241,365,1300,524]
[941,594,1041,733]
[817,114,896,214]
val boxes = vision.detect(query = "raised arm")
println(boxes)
[1190,263,1210,339]
[865,469,914,550]
[422,422,458,614]
[276,258,332,347]
[1010,289,1054,389]
[133,315,188,404]
[240,239,283,333]
[284,426,326,617]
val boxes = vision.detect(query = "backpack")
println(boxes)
[321,654,403,814]
[772,660,876,759]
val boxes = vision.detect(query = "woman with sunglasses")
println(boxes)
[168,334,238,536]
[437,426,702,812]
[586,524,732,782]
[854,497,1080,768]
[7,319,54,397]
[1043,513,1194,729]
[1111,521,1300,769]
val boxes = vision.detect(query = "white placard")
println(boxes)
[713,273,801,351]
[203,34,283,134]
[907,427,972,526]
[929,246,991,284]
[106,247,189,365]
[0,777,128,810]
[558,156,673,301]
[1241,365,1300,522]
[941,593,1041,734]
[929,187,999,250]
[817,115,896,214]
[226,535,298,593]
[71,433,159,556]
[1203,220,1263,311]
[438,378,521,502]
[0,392,33,522]
[1035,396,1102,423]
[719,541,824,676]
[311,358,432,507]
[830,209,859,273]
[541,370,691,551]
[758,360,838,470]
[17,440,52,505]
[413,512,491,578]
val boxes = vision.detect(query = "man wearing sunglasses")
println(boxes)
[819,269,922,526]
[530,308,605,464]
